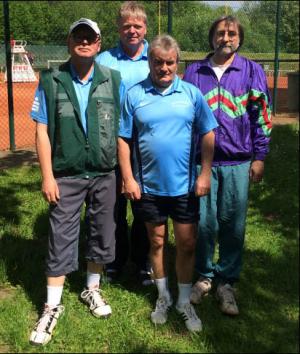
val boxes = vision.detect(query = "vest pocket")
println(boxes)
[97,100,117,168]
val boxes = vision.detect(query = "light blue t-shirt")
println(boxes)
[119,75,218,197]
[30,64,94,134]
[96,40,149,102]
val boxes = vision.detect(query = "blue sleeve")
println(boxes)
[30,84,48,125]
[195,89,218,134]
[118,90,134,139]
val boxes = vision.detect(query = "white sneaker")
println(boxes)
[190,277,212,304]
[176,302,202,332]
[80,288,112,318]
[151,295,173,325]
[29,304,64,346]
[216,283,239,316]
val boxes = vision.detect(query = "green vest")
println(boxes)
[40,61,121,178]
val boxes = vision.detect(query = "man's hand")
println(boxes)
[42,177,60,204]
[195,173,211,197]
[250,160,264,183]
[123,178,141,200]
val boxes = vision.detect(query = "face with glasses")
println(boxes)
[212,20,240,57]
[68,25,101,60]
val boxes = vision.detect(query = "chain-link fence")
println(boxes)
[0,0,299,151]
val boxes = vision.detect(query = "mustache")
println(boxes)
[216,43,234,50]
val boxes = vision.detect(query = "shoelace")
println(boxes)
[180,304,199,322]
[35,307,58,332]
[155,297,170,312]
[82,289,106,310]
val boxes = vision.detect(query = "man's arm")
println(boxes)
[248,62,272,183]
[36,122,60,204]
[118,137,141,200]
[195,130,215,197]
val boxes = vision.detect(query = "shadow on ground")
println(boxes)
[0,149,38,169]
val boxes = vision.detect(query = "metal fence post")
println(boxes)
[272,0,281,115]
[167,0,172,35]
[3,0,15,151]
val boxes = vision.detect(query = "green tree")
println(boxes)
[280,1,299,53]
[240,0,299,53]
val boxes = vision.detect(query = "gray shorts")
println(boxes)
[46,172,116,277]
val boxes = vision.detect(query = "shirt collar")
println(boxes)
[144,74,182,95]
[116,39,148,60]
[203,52,242,71]
[70,63,94,84]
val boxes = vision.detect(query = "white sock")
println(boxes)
[87,271,100,289]
[155,277,171,299]
[46,285,63,307]
[177,283,192,306]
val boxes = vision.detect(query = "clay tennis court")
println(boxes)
[0,75,289,151]
[0,80,37,150]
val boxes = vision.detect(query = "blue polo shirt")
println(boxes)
[30,64,94,134]
[96,40,149,102]
[119,75,218,196]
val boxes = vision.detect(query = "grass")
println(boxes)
[0,123,299,353]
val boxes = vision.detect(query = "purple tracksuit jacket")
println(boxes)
[183,53,272,166]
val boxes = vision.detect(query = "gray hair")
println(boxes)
[148,34,180,63]
[117,1,147,26]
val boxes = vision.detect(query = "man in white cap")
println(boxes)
[29,18,121,346]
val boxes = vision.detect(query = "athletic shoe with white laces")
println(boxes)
[216,283,239,316]
[29,304,64,346]
[176,302,202,332]
[80,288,112,318]
[190,277,212,304]
[150,295,173,325]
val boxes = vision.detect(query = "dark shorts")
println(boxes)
[132,193,199,224]
[46,172,116,277]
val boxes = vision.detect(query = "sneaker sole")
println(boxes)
[92,312,112,318]
[30,336,51,346]
[219,305,239,316]
[150,313,168,325]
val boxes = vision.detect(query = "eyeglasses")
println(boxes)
[72,33,100,44]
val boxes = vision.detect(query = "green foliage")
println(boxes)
[0,123,298,353]
[238,0,299,53]
[0,1,298,54]
[280,1,300,53]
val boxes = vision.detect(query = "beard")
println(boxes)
[214,43,239,55]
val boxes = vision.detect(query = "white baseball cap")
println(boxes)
[69,18,101,37]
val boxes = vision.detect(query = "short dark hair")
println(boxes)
[208,15,244,50]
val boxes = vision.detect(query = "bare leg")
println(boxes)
[173,221,197,283]
[47,276,65,286]
[146,222,167,279]
[87,262,104,275]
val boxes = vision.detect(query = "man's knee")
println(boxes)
[149,233,165,251]
[178,236,196,255]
